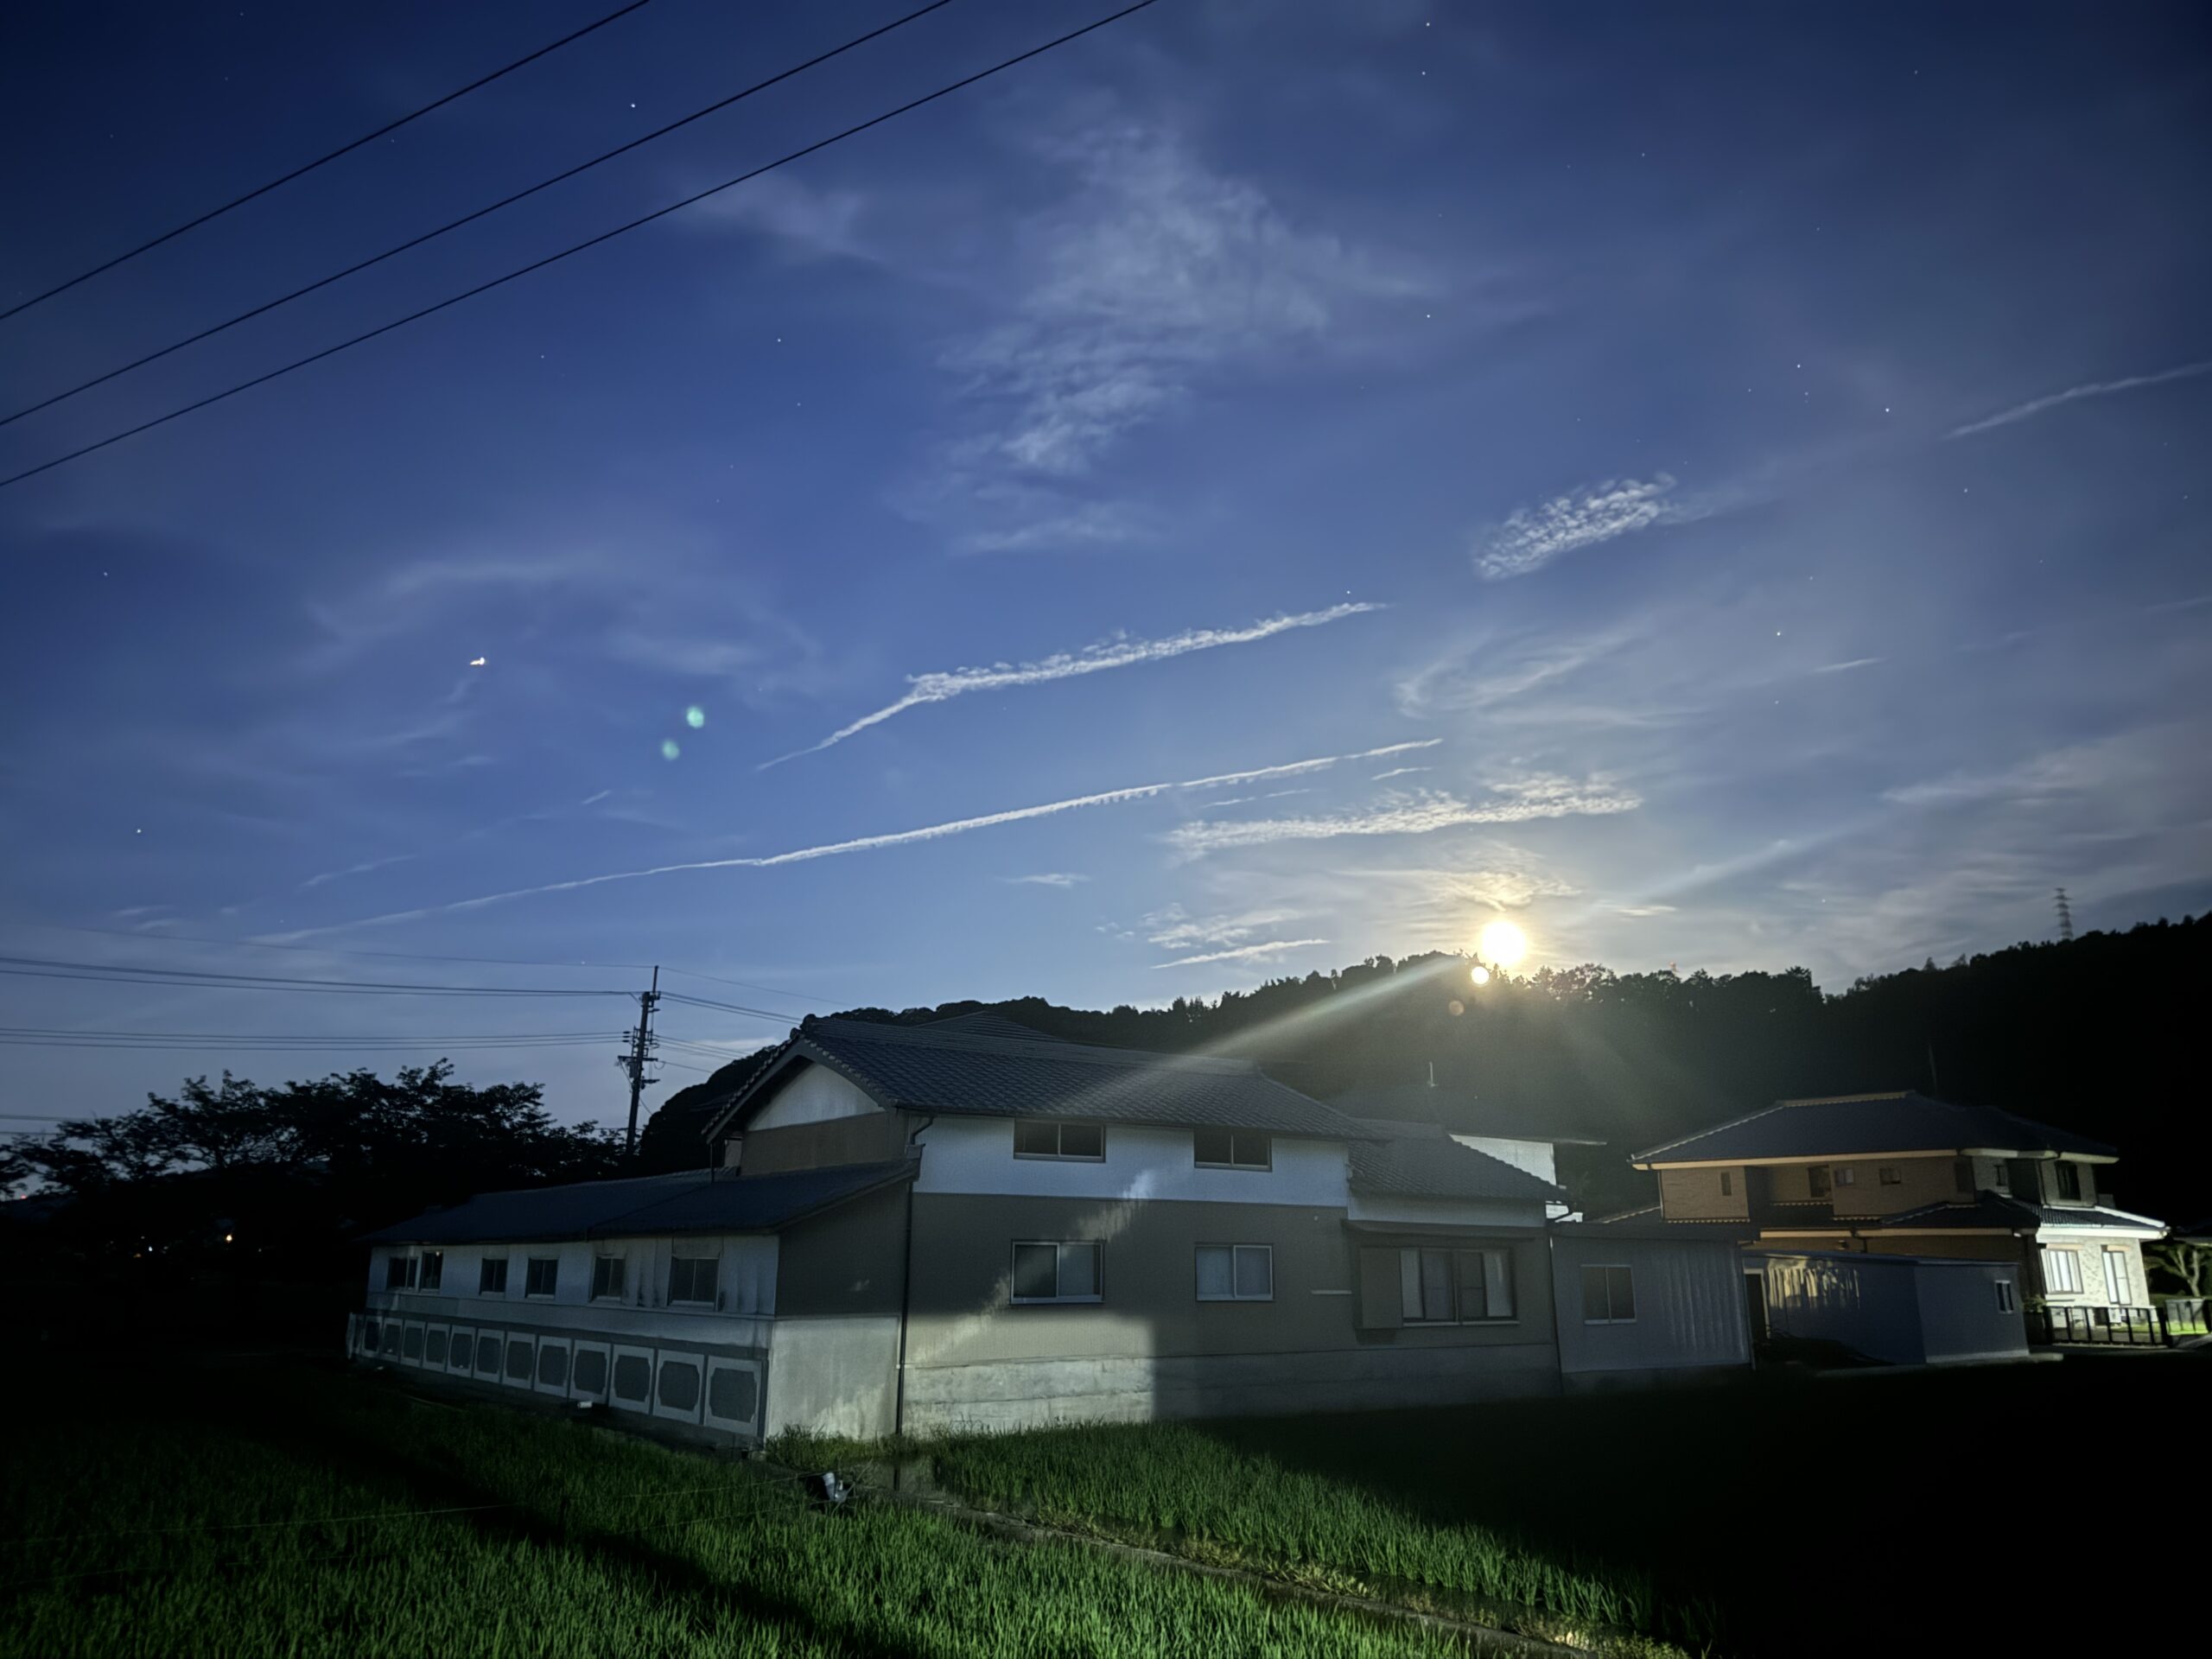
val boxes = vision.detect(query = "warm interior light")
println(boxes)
[1478,919,1529,968]
[1469,964,1491,986]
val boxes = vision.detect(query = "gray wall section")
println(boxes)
[1549,1235,1751,1376]
[741,1111,910,1175]
[898,1192,1560,1429]
[775,1183,910,1319]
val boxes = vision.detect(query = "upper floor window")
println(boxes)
[1807,1166,1832,1198]
[1834,1166,1857,1187]
[1719,1171,1733,1197]
[1993,1163,2011,1192]
[1013,1119,1104,1161]
[1581,1263,1637,1324]
[524,1256,558,1298]
[2055,1162,2082,1201]
[669,1255,719,1306]
[418,1249,442,1290]
[1878,1166,1901,1187]
[591,1255,626,1301]
[1011,1240,1102,1305]
[1193,1128,1270,1170]
[479,1255,508,1295]
[1196,1244,1274,1302]
[385,1255,412,1290]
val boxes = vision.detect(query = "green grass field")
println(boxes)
[0,1358,1506,1659]
[917,1354,2210,1659]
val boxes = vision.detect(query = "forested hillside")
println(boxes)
[645,915,2208,1224]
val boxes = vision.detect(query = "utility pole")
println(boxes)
[2054,887,2075,944]
[620,965,660,1159]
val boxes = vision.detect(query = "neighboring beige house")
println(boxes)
[353,1013,1749,1441]
[1620,1090,2167,1337]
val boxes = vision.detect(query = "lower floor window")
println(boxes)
[1401,1247,1515,1322]
[2042,1248,2082,1294]
[1196,1243,1274,1302]
[1011,1240,1102,1304]
[1581,1263,1637,1323]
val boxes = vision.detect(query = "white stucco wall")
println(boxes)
[1452,1135,1559,1185]
[367,1234,779,1322]
[911,1116,1350,1206]
[750,1064,879,1130]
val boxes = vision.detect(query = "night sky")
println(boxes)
[3,1,2207,1128]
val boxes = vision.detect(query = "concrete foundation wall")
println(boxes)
[764,1315,901,1440]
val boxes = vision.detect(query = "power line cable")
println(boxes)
[0,0,659,324]
[0,0,1164,491]
[0,953,628,997]
[658,963,829,1008]
[0,0,957,430]
[658,990,805,1024]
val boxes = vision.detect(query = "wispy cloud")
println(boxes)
[1151,938,1330,969]
[1476,475,1694,581]
[1006,872,1086,887]
[1143,906,1300,950]
[285,741,1437,935]
[1166,776,1640,857]
[1371,765,1433,781]
[762,601,1384,767]
[1948,359,2212,438]
[1812,657,1884,675]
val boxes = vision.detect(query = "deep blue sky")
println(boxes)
[3,0,2207,1128]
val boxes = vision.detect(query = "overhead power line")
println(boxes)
[0,0,1162,491]
[0,0,957,430]
[0,953,628,998]
[0,0,658,324]
[659,990,804,1024]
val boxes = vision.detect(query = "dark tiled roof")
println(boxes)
[1327,1081,1607,1146]
[711,1017,1378,1142]
[1349,1130,1563,1204]
[924,1011,1065,1043]
[1872,1196,2164,1234]
[1632,1092,2115,1165]
[359,1159,914,1246]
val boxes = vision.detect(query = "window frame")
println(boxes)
[1399,1246,1516,1324]
[523,1256,559,1300]
[590,1253,626,1303]
[1008,1239,1103,1306]
[479,1255,509,1296]
[1807,1165,1832,1198]
[668,1254,721,1308]
[1194,1243,1275,1303]
[2042,1247,2082,1294]
[1995,1280,2018,1314]
[1719,1171,1733,1198]
[2055,1161,2082,1202]
[1580,1262,1638,1325]
[2101,1249,2129,1306]
[1192,1127,1272,1171]
[1834,1166,1857,1187]
[1011,1119,1107,1162]
[385,1254,410,1291]
[1878,1166,1901,1187]
[418,1249,442,1291]
[1993,1162,2011,1192]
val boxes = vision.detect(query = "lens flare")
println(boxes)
[1478,919,1529,968]
[685,706,706,729]
[660,739,681,761]
[1468,965,1491,987]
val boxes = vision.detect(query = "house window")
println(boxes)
[1807,1166,1831,1198]
[1954,1160,1973,1194]
[2055,1162,2082,1201]
[2042,1248,2082,1294]
[591,1255,626,1302]
[524,1257,558,1299]
[479,1256,508,1295]
[1878,1166,1901,1187]
[1399,1248,1515,1322]
[669,1255,720,1306]
[385,1255,410,1290]
[1995,1281,2018,1314]
[1010,1241,1102,1305]
[1012,1119,1105,1160]
[2102,1250,2130,1306]
[1195,1244,1274,1302]
[1993,1163,2011,1192]
[1834,1166,1857,1187]
[1719,1172,1733,1197]
[1580,1263,1637,1324]
[419,1250,442,1290]
[1192,1128,1271,1170]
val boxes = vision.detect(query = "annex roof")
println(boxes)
[1347,1124,1564,1205]
[704,1016,1380,1144]
[1327,1081,1607,1146]
[1631,1091,2116,1166]
[359,1159,914,1246]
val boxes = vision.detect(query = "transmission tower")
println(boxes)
[619,965,661,1157]
[2053,888,2075,944]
